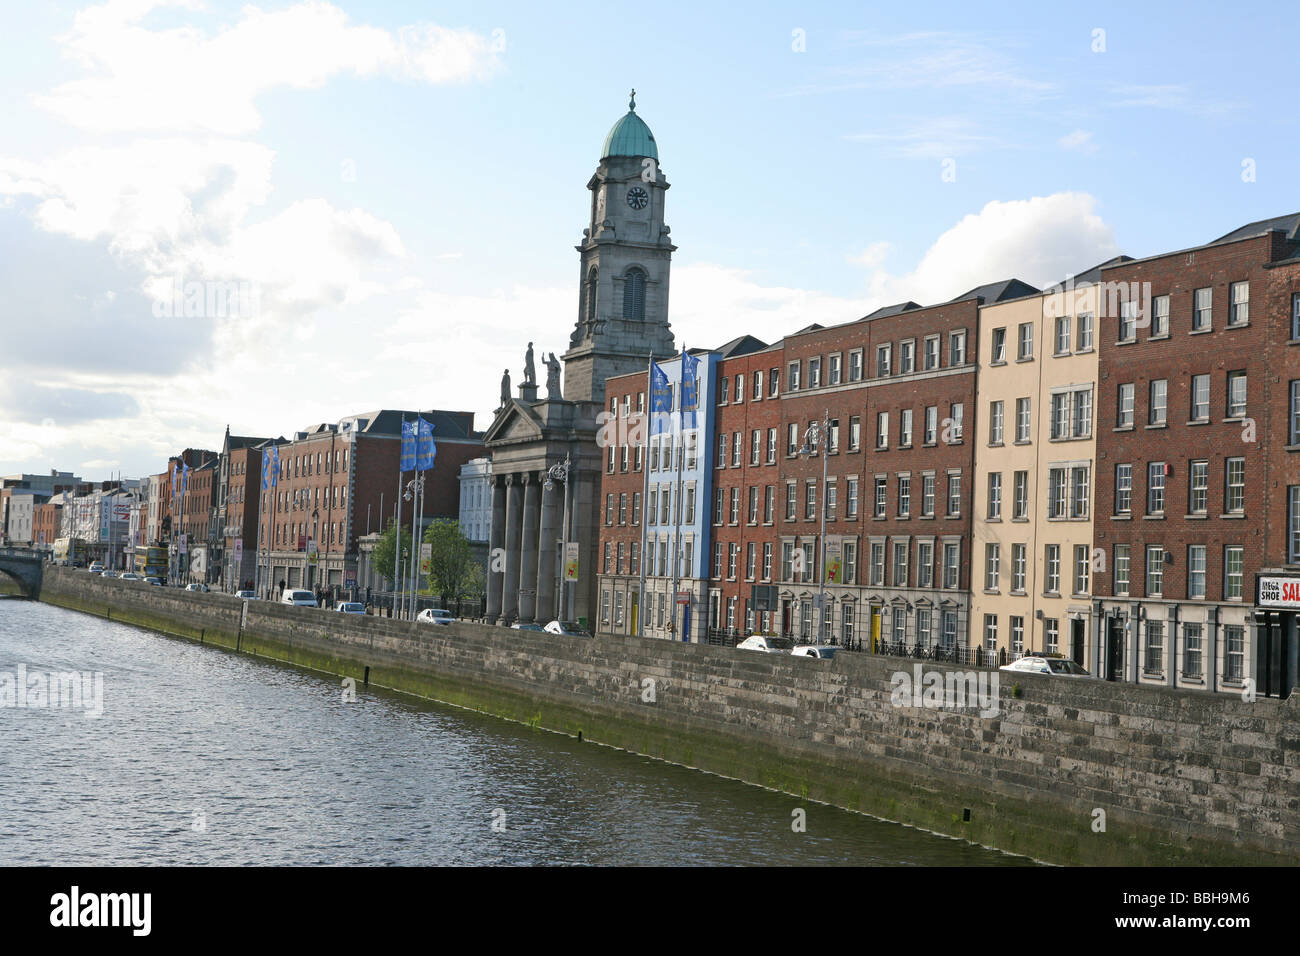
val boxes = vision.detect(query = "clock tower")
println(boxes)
[563,91,676,404]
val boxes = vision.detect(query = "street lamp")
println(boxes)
[544,454,572,623]
[798,409,832,645]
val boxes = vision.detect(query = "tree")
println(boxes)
[422,519,476,599]
[370,519,408,588]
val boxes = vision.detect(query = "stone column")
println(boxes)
[536,479,559,623]
[518,473,541,623]
[499,475,522,624]
[485,477,506,623]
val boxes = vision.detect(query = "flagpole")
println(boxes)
[670,346,685,642]
[394,415,405,619]
[637,351,651,638]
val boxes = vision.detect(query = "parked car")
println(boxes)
[335,602,366,614]
[101,570,120,579]
[145,577,164,587]
[185,583,209,593]
[510,622,546,632]
[88,562,105,575]
[416,608,454,625]
[999,655,1096,678]
[235,590,257,600]
[543,620,591,636]
[792,644,838,660]
[119,572,142,581]
[736,635,794,654]
[280,589,318,607]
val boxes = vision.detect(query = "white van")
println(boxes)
[280,589,318,607]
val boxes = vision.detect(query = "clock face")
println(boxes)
[626,186,649,210]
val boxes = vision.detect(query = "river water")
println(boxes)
[0,598,1032,866]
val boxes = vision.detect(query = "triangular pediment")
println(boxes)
[484,401,544,445]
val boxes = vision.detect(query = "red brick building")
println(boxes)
[596,373,647,634]
[260,409,483,598]
[707,336,784,639]
[1094,216,1297,694]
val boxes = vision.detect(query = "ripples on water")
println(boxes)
[0,599,1032,866]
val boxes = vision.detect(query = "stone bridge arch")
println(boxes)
[0,548,43,598]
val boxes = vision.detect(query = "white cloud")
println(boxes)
[1109,84,1241,117]
[861,192,1121,304]
[845,117,996,159]
[1058,129,1097,152]
[38,0,503,135]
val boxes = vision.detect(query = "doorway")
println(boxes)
[1071,618,1085,666]
[1258,612,1296,699]
[1105,616,1124,681]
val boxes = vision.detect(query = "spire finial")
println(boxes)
[629,88,636,111]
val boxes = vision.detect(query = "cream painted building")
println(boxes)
[971,262,1119,665]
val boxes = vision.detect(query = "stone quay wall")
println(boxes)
[36,565,1300,865]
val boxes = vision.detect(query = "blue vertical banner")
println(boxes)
[400,419,416,472]
[261,448,272,490]
[262,446,279,489]
[649,362,672,435]
[271,445,279,487]
[416,418,437,471]
[181,462,189,495]
[680,348,700,429]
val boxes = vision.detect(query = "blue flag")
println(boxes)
[181,462,189,495]
[416,418,437,471]
[680,349,700,428]
[171,463,177,497]
[262,446,279,489]
[400,419,416,472]
[650,362,671,435]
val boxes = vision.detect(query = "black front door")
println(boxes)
[1258,613,1296,699]
[1071,618,1085,666]
[1106,617,1124,681]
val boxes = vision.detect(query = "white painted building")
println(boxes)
[458,457,492,543]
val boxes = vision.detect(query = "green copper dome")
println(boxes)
[601,89,658,161]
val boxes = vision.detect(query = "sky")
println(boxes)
[1,0,1296,480]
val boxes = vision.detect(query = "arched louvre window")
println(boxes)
[585,267,598,323]
[623,267,647,320]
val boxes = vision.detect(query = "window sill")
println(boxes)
[988,441,1004,448]
[1016,356,1034,364]
[983,589,1000,595]
[1052,351,1071,359]
[985,517,1002,523]
[1011,516,1030,523]
[1114,339,1137,347]
[1288,339,1300,347]
[990,360,1007,367]
[1142,514,1165,520]
[918,515,935,521]
[1042,591,1061,599]
[1219,513,1246,520]
[898,443,914,451]
[1189,327,1212,335]
[1075,347,1096,355]
[1010,589,1027,597]
[1186,419,1209,427]
[1148,333,1170,342]
[1144,423,1168,430]
[1113,425,1134,433]
[1185,513,1207,520]
[1227,321,1250,330]
[1222,417,1247,425]
[1013,439,1032,446]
